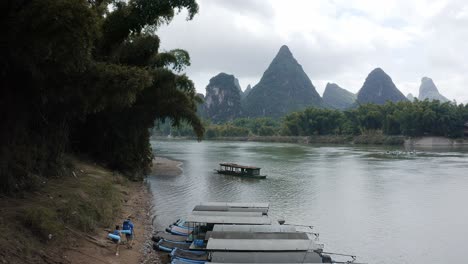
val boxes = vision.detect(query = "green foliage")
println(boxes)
[281,100,467,138]
[1,0,202,192]
[231,118,280,135]
[355,104,384,131]
[283,108,344,136]
[22,207,63,241]
[60,181,121,231]
[154,117,281,139]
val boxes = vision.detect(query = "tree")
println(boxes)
[1,0,203,192]
[73,0,203,178]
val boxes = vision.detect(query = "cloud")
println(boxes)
[157,0,468,103]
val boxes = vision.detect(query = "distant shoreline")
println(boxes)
[153,135,468,147]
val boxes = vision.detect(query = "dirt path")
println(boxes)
[63,183,161,264]
[61,156,183,264]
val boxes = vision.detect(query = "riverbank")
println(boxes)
[0,157,159,264]
[154,134,407,145]
[155,135,468,147]
[405,136,468,147]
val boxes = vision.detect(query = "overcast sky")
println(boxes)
[157,0,468,103]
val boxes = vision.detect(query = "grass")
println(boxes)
[22,206,63,241]
[0,156,129,263]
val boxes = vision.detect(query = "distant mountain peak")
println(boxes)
[356,68,407,105]
[278,45,292,55]
[241,84,252,99]
[242,45,323,118]
[203,72,242,123]
[421,76,432,82]
[270,45,296,66]
[418,77,449,102]
[323,83,356,110]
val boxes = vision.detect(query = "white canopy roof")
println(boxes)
[185,214,271,225]
[206,238,320,251]
[212,225,296,233]
[197,202,270,208]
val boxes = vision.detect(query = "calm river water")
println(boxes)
[148,139,468,264]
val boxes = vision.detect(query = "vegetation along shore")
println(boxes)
[0,157,162,264]
[156,100,468,145]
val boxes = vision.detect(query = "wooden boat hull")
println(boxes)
[155,239,191,252]
[167,225,192,236]
[172,219,193,230]
[216,170,266,179]
[171,259,206,264]
[171,248,208,264]
[152,231,189,243]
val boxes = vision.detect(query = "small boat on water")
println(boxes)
[215,163,266,179]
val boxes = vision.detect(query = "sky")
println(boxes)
[156,0,468,103]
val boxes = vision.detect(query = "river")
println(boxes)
[148,139,468,264]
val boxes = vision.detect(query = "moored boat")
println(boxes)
[167,225,192,236]
[193,202,270,215]
[171,218,194,229]
[171,259,206,264]
[171,248,209,264]
[210,251,325,263]
[152,231,189,243]
[155,202,360,263]
[155,238,191,252]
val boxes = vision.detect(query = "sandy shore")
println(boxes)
[151,156,183,176]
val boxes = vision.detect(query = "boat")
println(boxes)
[210,251,325,263]
[152,231,189,243]
[193,202,270,215]
[166,225,192,236]
[170,219,194,230]
[171,248,209,264]
[171,259,206,264]
[155,238,191,252]
[215,163,266,179]
[156,202,360,263]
